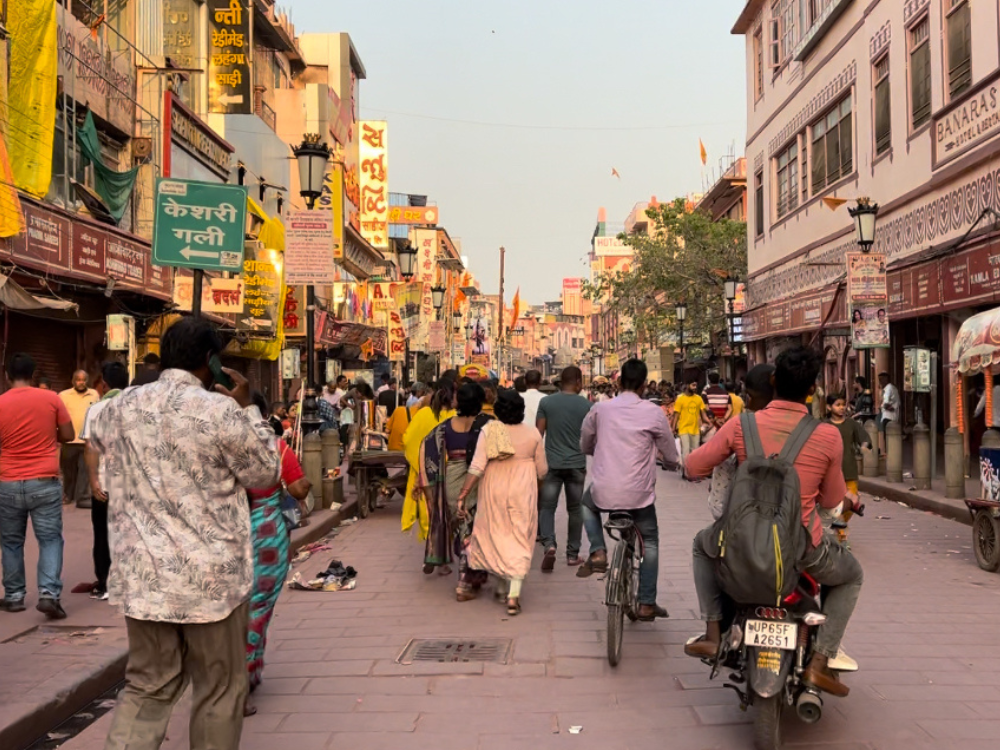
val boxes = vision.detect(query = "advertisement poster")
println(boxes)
[469,304,491,356]
[283,285,306,336]
[393,282,422,339]
[284,210,336,285]
[173,275,243,314]
[847,252,887,299]
[428,321,446,352]
[239,243,282,336]
[357,121,388,249]
[281,348,299,380]
[903,347,932,393]
[387,310,406,362]
[207,0,251,114]
[317,163,345,259]
[413,228,436,284]
[850,303,889,349]
[848,252,889,349]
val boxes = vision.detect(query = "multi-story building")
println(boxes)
[734,0,1000,426]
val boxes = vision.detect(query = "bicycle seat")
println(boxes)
[604,513,635,531]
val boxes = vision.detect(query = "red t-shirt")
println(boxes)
[0,387,72,481]
[247,439,305,499]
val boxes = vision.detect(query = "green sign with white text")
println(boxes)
[153,178,247,272]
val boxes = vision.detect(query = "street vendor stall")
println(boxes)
[952,307,1000,571]
[346,399,407,518]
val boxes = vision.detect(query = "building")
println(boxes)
[734,0,1000,428]
[697,157,747,223]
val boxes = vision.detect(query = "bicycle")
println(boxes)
[603,512,643,666]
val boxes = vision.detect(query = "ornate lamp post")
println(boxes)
[724,277,738,381]
[397,241,418,280]
[848,198,880,252]
[291,135,331,434]
[676,302,687,380]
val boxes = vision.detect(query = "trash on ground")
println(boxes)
[876,515,891,520]
[291,541,333,565]
[568,726,583,734]
[288,559,357,591]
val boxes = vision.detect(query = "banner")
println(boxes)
[469,303,491,356]
[281,348,299,380]
[318,162,344,259]
[9,0,58,198]
[847,252,887,299]
[387,310,406,362]
[315,311,387,355]
[413,228,436,284]
[207,0,252,114]
[847,252,889,349]
[358,121,388,249]
[285,210,336,285]
[283,284,306,336]
[173,275,244,314]
[238,243,282,337]
[850,303,890,349]
[428,321,446,352]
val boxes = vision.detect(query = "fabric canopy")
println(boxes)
[78,112,139,224]
[0,273,77,311]
[952,306,1000,375]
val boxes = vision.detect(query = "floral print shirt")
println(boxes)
[88,369,280,624]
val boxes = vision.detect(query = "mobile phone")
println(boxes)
[208,354,234,391]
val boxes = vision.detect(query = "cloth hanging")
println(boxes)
[77,112,139,223]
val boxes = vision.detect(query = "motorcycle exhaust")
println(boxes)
[795,689,823,723]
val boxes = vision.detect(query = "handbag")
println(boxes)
[484,421,515,461]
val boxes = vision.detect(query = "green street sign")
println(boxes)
[153,178,248,272]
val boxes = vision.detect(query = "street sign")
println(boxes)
[153,178,248,272]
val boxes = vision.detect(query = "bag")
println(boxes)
[483,421,515,461]
[712,412,817,606]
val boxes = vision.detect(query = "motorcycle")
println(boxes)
[700,506,864,750]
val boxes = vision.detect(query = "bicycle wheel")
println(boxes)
[625,540,641,622]
[606,542,627,666]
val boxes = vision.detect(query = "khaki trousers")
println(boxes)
[104,601,249,750]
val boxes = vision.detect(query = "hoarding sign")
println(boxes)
[281,348,300,380]
[152,178,247,271]
[593,236,631,256]
[850,303,890,349]
[238,243,282,336]
[317,162,345,259]
[388,205,438,225]
[428,321,446,352]
[358,121,388,249]
[387,309,406,362]
[284,210,336,285]
[414,228,436,284]
[207,0,252,114]
[847,252,887,300]
[173,275,244,314]
[847,251,889,349]
[283,285,306,336]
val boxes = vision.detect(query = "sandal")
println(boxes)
[456,587,477,602]
[506,597,521,616]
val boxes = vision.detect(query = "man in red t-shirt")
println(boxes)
[0,353,75,618]
[703,371,732,424]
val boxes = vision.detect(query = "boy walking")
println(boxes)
[826,394,872,543]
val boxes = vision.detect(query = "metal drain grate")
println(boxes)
[396,638,513,665]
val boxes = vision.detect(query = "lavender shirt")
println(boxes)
[580,391,679,510]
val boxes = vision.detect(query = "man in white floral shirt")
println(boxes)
[89,316,279,750]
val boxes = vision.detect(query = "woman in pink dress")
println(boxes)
[457,389,547,616]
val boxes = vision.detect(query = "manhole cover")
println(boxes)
[396,638,512,665]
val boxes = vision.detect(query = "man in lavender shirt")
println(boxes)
[577,359,679,621]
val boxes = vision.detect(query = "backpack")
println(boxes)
[712,412,817,606]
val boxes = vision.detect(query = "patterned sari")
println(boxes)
[247,489,291,689]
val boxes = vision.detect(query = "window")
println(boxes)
[769,0,796,69]
[945,0,972,99]
[811,94,853,193]
[874,55,891,155]
[755,170,764,236]
[776,141,799,218]
[909,17,931,128]
[753,27,764,100]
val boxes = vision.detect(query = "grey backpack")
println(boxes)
[713,412,817,606]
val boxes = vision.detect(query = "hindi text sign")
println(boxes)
[239,242,282,336]
[284,210,337,285]
[153,179,247,271]
[358,121,389,249]
[207,0,251,114]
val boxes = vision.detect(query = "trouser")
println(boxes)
[104,601,250,750]
[92,498,110,591]
[679,433,700,461]
[581,488,659,605]
[0,478,64,601]
[692,527,863,659]
[537,467,585,558]
[60,444,90,506]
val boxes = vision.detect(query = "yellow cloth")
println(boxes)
[730,393,745,416]
[59,388,98,444]
[401,406,456,540]
[674,393,706,436]
[386,404,418,452]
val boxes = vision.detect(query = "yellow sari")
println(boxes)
[401,406,456,540]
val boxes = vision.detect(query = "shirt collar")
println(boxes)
[763,400,809,414]
[616,391,642,404]
[160,369,206,389]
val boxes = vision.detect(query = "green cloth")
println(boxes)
[828,417,871,482]
[537,392,592,470]
[78,112,139,223]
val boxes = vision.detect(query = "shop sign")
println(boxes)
[163,0,199,70]
[387,310,406,362]
[238,243,282,336]
[173,275,244,314]
[284,210,336,285]
[371,282,400,310]
[207,0,252,114]
[317,163,345,259]
[357,121,389,249]
[388,205,439,225]
[414,228,436,284]
[428,321,446,352]
[283,285,306,336]
[56,5,135,134]
[933,69,1000,169]
[593,236,631,256]
[164,93,234,181]
[315,312,387,355]
[9,204,69,274]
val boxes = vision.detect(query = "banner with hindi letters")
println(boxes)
[238,242,282,337]
[847,252,889,350]
[173,275,243,314]
[208,0,251,114]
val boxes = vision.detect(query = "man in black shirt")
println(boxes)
[377,378,400,418]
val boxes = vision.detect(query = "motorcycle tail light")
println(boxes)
[803,612,827,626]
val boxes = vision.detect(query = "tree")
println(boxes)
[585,197,747,357]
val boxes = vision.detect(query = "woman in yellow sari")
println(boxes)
[402,381,456,542]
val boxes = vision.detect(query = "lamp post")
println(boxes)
[291,135,332,434]
[452,308,462,334]
[847,198,881,398]
[724,277,738,381]
[397,241,417,281]
[591,343,603,377]
[676,302,687,382]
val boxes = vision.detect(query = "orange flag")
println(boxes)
[509,287,521,331]
[821,196,848,210]
[699,139,707,166]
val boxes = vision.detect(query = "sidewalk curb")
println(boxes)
[858,479,972,527]
[7,491,360,750]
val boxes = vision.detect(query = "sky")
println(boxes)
[290,0,747,304]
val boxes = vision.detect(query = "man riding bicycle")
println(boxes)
[577,359,678,621]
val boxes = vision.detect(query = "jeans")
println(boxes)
[691,527,863,659]
[92,499,111,591]
[0,478,64,600]
[581,488,660,605]
[679,433,700,462]
[538,467,585,558]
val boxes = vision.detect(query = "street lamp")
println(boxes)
[848,197,880,252]
[676,302,687,372]
[291,134,332,435]
[398,242,418,280]
[724,278,738,381]
[431,284,446,314]
[452,308,462,334]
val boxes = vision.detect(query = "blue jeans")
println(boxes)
[538,467,585,558]
[0,478,64,600]
[581,488,659,605]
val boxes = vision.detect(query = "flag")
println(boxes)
[509,287,521,331]
[699,139,707,166]
[611,167,621,179]
[821,196,848,210]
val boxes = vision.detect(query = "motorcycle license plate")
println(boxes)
[745,619,797,651]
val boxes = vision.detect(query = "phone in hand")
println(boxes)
[208,354,234,391]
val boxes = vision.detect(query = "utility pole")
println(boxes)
[498,246,505,380]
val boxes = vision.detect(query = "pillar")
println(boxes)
[321,428,341,471]
[302,432,323,508]
[863,419,880,478]
[886,421,903,483]
[945,427,966,499]
[912,422,931,490]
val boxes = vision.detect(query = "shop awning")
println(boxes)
[953,306,1000,375]
[0,274,77,312]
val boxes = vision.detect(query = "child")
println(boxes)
[826,393,872,543]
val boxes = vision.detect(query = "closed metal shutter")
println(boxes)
[5,313,78,392]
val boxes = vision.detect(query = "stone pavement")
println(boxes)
[57,472,1000,750]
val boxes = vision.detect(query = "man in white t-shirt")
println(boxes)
[522,369,546,429]
[878,371,899,454]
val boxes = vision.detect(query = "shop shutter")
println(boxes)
[6,314,78,392]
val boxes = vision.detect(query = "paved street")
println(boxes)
[53,471,1000,750]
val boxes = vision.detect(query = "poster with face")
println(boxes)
[469,306,491,356]
[850,303,889,349]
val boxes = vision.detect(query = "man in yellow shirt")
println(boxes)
[673,381,710,463]
[729,382,745,417]
[59,370,98,509]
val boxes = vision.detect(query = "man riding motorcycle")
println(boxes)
[684,346,863,697]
